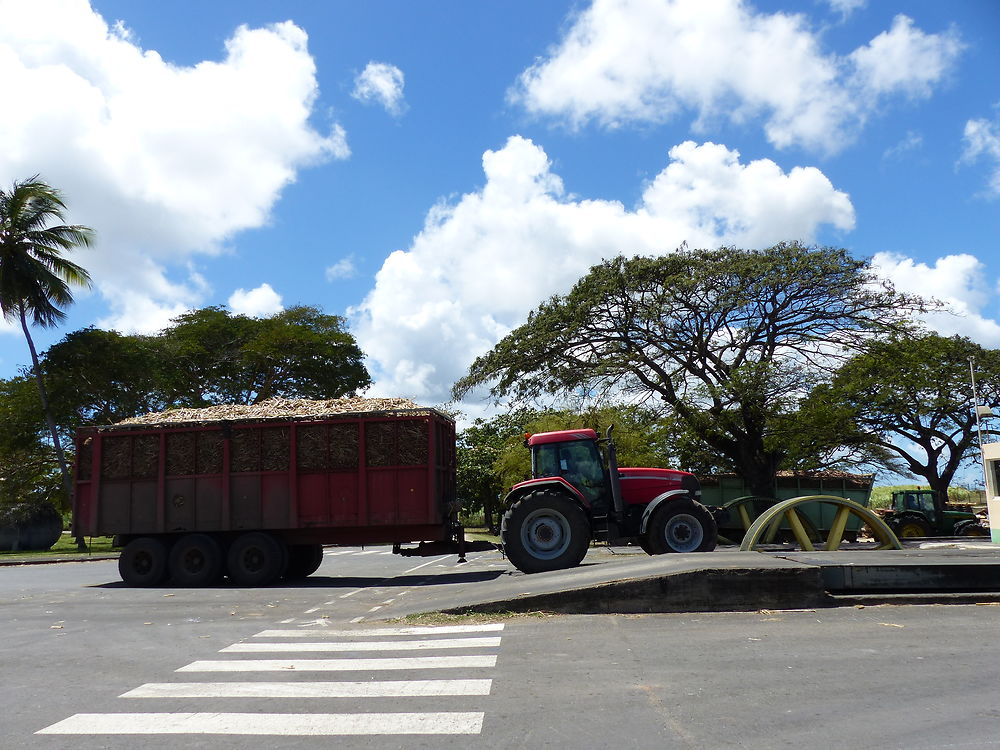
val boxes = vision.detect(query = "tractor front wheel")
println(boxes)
[502,491,590,574]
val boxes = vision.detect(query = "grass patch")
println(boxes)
[464,526,500,544]
[396,610,556,625]
[0,534,119,558]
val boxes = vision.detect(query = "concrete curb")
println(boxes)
[444,566,830,615]
[0,554,117,566]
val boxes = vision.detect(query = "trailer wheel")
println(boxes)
[284,544,324,580]
[646,500,717,554]
[119,537,169,587]
[227,532,283,586]
[169,533,224,587]
[502,491,590,574]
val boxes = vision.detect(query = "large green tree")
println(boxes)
[454,243,931,496]
[0,176,93,518]
[803,334,1000,512]
[160,305,371,405]
[43,327,167,431]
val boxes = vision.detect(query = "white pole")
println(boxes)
[970,356,996,541]
[970,357,989,495]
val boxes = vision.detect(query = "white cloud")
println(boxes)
[962,115,1000,197]
[228,283,284,317]
[352,135,854,401]
[0,0,348,333]
[352,61,406,116]
[873,252,1000,346]
[326,257,358,281]
[882,130,923,161]
[511,0,962,152]
[849,15,962,99]
[826,0,866,18]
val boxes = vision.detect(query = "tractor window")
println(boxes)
[532,441,607,505]
[901,491,935,514]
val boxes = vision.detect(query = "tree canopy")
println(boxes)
[0,176,93,531]
[454,242,932,495]
[803,334,1000,507]
[159,305,371,406]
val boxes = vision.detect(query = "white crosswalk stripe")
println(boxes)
[220,636,501,652]
[178,655,498,671]
[256,623,504,638]
[120,679,493,698]
[38,712,485,735]
[37,621,503,737]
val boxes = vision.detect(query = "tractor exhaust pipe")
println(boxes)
[606,425,625,517]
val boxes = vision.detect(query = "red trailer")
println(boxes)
[73,406,470,586]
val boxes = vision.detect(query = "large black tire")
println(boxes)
[226,532,283,586]
[954,520,989,537]
[501,491,590,574]
[168,533,224,587]
[638,535,657,555]
[889,513,932,538]
[119,537,169,587]
[284,544,325,580]
[645,500,718,554]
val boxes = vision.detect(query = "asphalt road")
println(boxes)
[4,546,1000,749]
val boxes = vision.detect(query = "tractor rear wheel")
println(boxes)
[889,514,932,538]
[645,500,717,554]
[502,490,590,574]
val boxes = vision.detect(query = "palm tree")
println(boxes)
[0,176,93,546]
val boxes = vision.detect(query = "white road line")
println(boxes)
[350,616,365,623]
[120,679,493,698]
[325,550,356,556]
[355,550,380,555]
[403,556,449,573]
[254,623,504,638]
[177,655,498,672]
[221,637,502,653]
[338,589,363,599]
[37,712,484,735]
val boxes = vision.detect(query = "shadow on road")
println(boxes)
[89,569,508,589]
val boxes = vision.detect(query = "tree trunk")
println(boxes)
[19,309,85,551]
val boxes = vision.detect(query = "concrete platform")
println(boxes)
[412,542,1000,617]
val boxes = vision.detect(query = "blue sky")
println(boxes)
[1,0,999,415]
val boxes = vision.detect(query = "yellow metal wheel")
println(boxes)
[739,495,902,551]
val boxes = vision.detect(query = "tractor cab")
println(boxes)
[893,489,937,517]
[528,429,612,512]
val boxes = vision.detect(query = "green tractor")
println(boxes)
[883,489,987,538]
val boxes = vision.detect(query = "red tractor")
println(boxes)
[501,427,717,573]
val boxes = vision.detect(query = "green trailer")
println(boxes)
[699,471,874,544]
